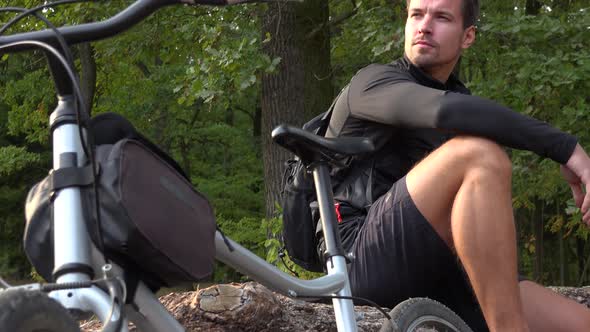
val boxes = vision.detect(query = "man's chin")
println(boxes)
[408,54,437,68]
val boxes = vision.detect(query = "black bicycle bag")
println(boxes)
[23,113,216,288]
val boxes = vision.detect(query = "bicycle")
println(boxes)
[0,1,474,331]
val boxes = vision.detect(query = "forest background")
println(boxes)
[0,0,588,287]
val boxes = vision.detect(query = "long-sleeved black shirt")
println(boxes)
[328,56,578,207]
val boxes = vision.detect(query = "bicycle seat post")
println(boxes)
[311,162,358,332]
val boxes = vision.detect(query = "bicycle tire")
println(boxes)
[379,297,474,332]
[0,288,81,332]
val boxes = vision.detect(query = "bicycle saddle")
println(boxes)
[271,124,375,165]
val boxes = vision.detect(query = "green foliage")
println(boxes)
[213,215,267,282]
[218,215,267,257]
[0,1,269,281]
[0,146,40,176]
[1,0,589,286]
[331,0,406,87]
[460,4,590,283]
[0,185,31,278]
[263,215,324,280]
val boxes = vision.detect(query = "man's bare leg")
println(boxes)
[520,280,590,331]
[405,136,528,331]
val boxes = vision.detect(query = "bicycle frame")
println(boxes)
[46,97,358,332]
[0,1,357,331]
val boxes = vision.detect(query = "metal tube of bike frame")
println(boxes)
[50,286,129,332]
[49,98,116,323]
[215,234,346,297]
[130,282,185,332]
[313,164,357,332]
[52,100,91,283]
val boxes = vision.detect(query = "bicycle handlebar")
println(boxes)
[0,0,300,52]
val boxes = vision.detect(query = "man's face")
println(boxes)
[404,0,474,80]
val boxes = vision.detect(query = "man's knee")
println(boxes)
[447,136,512,177]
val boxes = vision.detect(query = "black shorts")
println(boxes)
[348,176,489,332]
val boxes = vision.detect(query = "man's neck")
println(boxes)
[403,54,459,84]
[418,63,454,83]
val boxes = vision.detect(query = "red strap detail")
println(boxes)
[334,202,343,223]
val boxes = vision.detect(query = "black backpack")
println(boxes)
[280,110,333,272]
[280,81,374,273]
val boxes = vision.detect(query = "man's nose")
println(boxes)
[418,15,433,34]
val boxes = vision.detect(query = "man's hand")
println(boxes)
[563,143,590,226]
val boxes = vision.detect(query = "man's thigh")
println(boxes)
[349,177,451,304]
[405,136,510,247]
[348,176,488,330]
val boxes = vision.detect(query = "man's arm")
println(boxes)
[348,64,578,164]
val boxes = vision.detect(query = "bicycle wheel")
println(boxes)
[0,288,81,332]
[380,297,474,332]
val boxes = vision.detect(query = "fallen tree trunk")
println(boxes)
[82,282,590,331]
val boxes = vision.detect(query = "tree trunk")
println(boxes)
[525,0,542,15]
[552,0,572,13]
[253,104,262,138]
[179,141,191,178]
[78,43,96,115]
[301,0,332,120]
[533,202,544,281]
[260,1,332,218]
[576,238,586,284]
[559,227,565,285]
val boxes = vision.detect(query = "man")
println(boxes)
[326,0,590,331]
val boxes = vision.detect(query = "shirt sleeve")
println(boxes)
[347,64,577,164]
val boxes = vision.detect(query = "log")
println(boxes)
[81,282,590,331]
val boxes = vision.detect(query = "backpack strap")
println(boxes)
[303,83,350,135]
[303,110,331,133]
[365,159,374,207]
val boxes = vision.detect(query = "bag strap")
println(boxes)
[89,112,190,181]
[49,164,96,193]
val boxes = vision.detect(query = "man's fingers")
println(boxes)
[574,186,590,225]
[572,184,585,208]
[584,208,590,226]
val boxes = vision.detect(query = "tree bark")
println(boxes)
[301,0,333,120]
[260,1,332,218]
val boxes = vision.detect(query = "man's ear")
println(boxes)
[462,25,476,49]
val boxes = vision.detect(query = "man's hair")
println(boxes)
[406,0,480,29]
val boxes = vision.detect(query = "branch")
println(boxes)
[306,2,359,40]
[234,106,255,121]
[133,60,151,77]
